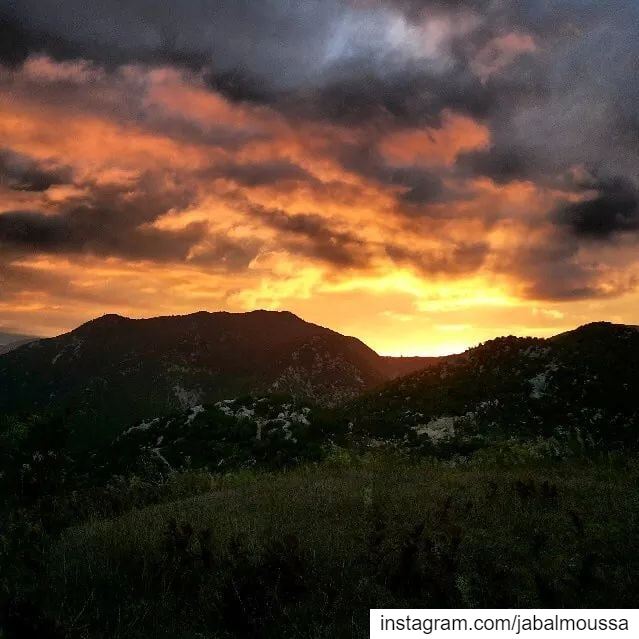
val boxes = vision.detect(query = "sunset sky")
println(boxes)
[1,1,638,355]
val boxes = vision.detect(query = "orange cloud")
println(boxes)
[378,111,490,168]
[2,57,639,355]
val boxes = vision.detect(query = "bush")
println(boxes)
[12,454,636,638]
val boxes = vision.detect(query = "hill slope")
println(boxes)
[350,322,639,451]
[0,311,429,445]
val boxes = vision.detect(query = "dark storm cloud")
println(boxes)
[386,241,488,275]
[452,2,639,186]
[504,234,636,302]
[338,143,446,206]
[0,208,205,261]
[0,211,69,249]
[248,205,371,268]
[212,160,317,188]
[4,0,634,150]
[3,0,637,129]
[0,172,210,263]
[4,0,639,303]
[204,69,273,104]
[0,202,259,269]
[0,0,343,86]
[456,146,538,185]
[283,67,493,126]
[554,177,639,239]
[0,148,72,191]
[0,12,31,67]
[0,0,517,126]
[395,169,446,206]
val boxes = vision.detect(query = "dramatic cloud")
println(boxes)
[337,143,447,206]
[554,177,639,239]
[212,160,317,189]
[0,147,72,191]
[247,205,372,268]
[2,1,639,353]
[386,241,488,276]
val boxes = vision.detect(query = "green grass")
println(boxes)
[20,453,639,638]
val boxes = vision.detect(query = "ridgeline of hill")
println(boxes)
[0,311,433,446]
[1,314,638,454]
[350,321,639,453]
[3,315,639,635]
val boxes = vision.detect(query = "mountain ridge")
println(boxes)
[0,310,433,446]
[2,312,637,449]
[349,319,639,452]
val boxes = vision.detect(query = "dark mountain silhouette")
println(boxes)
[350,322,639,451]
[73,321,639,480]
[0,310,432,446]
[3,314,638,451]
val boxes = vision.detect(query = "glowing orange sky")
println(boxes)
[1,53,638,355]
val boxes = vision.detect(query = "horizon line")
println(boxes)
[3,310,635,359]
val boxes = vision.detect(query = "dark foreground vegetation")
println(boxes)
[3,320,639,637]
[3,445,639,638]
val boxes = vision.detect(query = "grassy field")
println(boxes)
[4,451,638,638]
